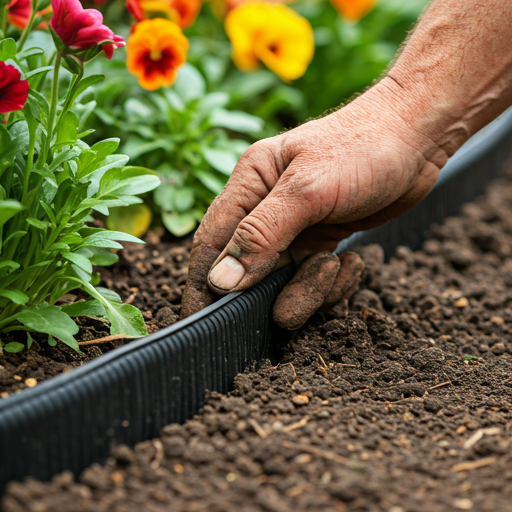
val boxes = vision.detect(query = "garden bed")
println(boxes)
[4,176,512,512]
[0,232,191,398]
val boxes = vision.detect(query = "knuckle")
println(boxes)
[234,215,278,254]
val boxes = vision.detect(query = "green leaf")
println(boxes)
[4,342,25,353]
[71,74,105,103]
[96,286,122,303]
[87,247,119,267]
[82,283,147,338]
[48,335,57,347]
[0,38,16,60]
[197,92,230,113]
[61,300,107,318]
[81,230,143,247]
[464,355,479,361]
[85,155,130,196]
[203,148,238,175]
[17,47,44,60]
[63,252,93,274]
[106,301,148,338]
[174,64,206,103]
[173,187,195,212]
[162,211,196,237]
[25,66,54,82]
[40,201,57,225]
[15,305,80,352]
[55,111,79,147]
[0,124,10,156]
[0,289,29,305]
[27,332,33,350]
[3,231,26,246]
[195,170,226,195]
[0,260,20,277]
[0,200,24,227]
[96,166,160,198]
[209,109,264,134]
[26,217,49,229]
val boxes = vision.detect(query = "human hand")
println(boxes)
[180,79,449,328]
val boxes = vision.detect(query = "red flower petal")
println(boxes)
[0,62,29,113]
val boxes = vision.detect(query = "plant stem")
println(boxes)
[41,51,62,165]
[54,66,84,133]
[0,4,7,38]
[16,7,37,52]
[22,125,36,204]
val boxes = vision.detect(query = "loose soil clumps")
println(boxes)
[0,232,191,397]
[4,178,512,511]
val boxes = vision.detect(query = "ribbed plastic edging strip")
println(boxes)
[1,107,512,492]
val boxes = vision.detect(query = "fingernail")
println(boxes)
[209,256,245,290]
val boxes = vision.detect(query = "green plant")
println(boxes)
[84,63,264,236]
[0,3,159,353]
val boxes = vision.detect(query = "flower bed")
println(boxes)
[0,232,191,397]
[5,174,512,511]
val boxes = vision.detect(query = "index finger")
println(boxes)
[180,139,283,319]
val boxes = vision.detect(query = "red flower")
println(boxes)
[0,62,29,114]
[50,0,125,59]
[8,0,51,30]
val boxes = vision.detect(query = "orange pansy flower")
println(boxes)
[127,18,189,90]
[329,0,376,23]
[126,0,201,28]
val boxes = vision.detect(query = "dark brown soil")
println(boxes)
[4,177,512,512]
[0,230,191,398]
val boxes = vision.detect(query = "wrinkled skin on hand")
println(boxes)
[181,79,448,328]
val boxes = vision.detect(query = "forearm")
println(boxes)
[383,0,512,157]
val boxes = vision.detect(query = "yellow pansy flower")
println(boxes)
[225,3,314,81]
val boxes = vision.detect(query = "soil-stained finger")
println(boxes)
[273,252,341,330]
[180,244,221,319]
[322,251,365,310]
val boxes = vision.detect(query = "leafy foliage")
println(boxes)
[0,11,159,353]
[83,62,263,236]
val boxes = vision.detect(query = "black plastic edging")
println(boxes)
[1,107,512,491]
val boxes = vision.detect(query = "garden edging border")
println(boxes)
[1,108,512,492]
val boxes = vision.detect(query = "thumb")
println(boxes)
[207,164,330,294]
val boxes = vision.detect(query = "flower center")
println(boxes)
[149,50,162,61]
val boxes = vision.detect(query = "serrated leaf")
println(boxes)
[15,305,80,352]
